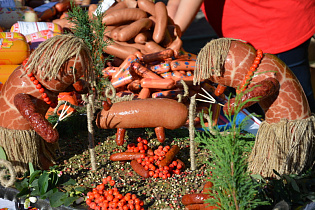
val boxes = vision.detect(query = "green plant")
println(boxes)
[15,164,85,208]
[67,1,112,101]
[195,87,270,209]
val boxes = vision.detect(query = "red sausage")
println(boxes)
[185,203,218,210]
[214,84,226,96]
[130,159,150,178]
[182,193,209,206]
[157,145,180,168]
[151,89,184,99]
[142,48,174,63]
[102,8,147,25]
[153,2,168,43]
[130,62,161,79]
[14,93,59,143]
[155,126,165,143]
[202,181,214,194]
[170,60,196,71]
[110,152,144,161]
[140,78,175,89]
[115,128,126,146]
[55,0,71,13]
[96,98,188,129]
[148,61,171,74]
[127,79,141,92]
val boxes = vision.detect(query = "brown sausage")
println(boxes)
[110,25,127,40]
[110,152,144,161]
[130,62,161,79]
[96,98,188,129]
[152,2,168,43]
[115,127,126,146]
[167,35,183,51]
[155,126,165,143]
[140,78,175,89]
[127,79,141,92]
[137,0,156,16]
[130,159,150,178]
[202,181,214,194]
[88,4,98,19]
[144,41,166,54]
[102,8,147,25]
[185,203,218,210]
[137,87,151,99]
[104,25,118,38]
[14,93,59,143]
[134,30,152,44]
[55,0,71,13]
[157,145,180,168]
[106,1,127,13]
[103,36,139,60]
[182,193,209,206]
[142,48,174,63]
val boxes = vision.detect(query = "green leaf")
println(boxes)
[63,196,78,206]
[0,146,7,160]
[74,187,85,193]
[16,187,30,198]
[49,191,67,207]
[15,178,29,191]
[28,162,35,175]
[30,186,40,197]
[29,170,42,184]
[40,188,58,200]
[38,171,49,195]
[62,178,76,186]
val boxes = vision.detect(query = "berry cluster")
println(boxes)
[86,176,144,210]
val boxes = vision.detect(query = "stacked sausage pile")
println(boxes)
[110,137,185,179]
[97,0,198,100]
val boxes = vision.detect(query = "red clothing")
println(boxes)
[201,0,315,54]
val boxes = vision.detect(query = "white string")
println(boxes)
[53,102,74,129]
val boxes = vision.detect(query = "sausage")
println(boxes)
[88,4,98,19]
[170,60,196,71]
[137,0,156,16]
[157,145,179,168]
[151,89,184,99]
[123,0,137,8]
[144,41,166,54]
[130,159,150,178]
[14,93,59,143]
[140,78,175,89]
[105,1,127,14]
[155,126,165,143]
[130,62,161,79]
[103,36,139,59]
[96,98,188,129]
[167,35,183,51]
[182,193,209,206]
[149,61,171,74]
[134,31,152,44]
[55,0,71,13]
[137,87,151,99]
[110,152,144,161]
[214,84,226,96]
[202,181,213,194]
[223,77,280,115]
[185,203,218,210]
[152,2,168,43]
[108,25,125,40]
[174,49,197,61]
[115,128,126,146]
[174,158,186,170]
[142,48,174,63]
[117,41,146,53]
[127,79,141,92]
[102,8,147,25]
[102,66,119,78]
[111,74,133,88]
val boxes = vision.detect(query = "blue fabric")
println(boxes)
[276,39,315,113]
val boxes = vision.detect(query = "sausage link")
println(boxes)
[157,145,179,168]
[14,93,59,143]
[102,8,147,25]
[182,193,209,206]
[117,18,153,41]
[142,48,174,63]
[110,152,144,161]
[153,2,168,43]
[130,159,150,178]
[115,128,126,146]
